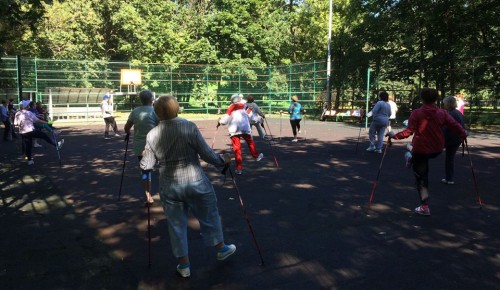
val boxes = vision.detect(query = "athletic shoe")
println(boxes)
[414,205,430,216]
[217,244,236,261]
[375,149,382,154]
[298,130,302,134]
[34,142,42,148]
[235,170,243,175]
[115,133,121,137]
[27,160,35,165]
[256,153,264,161]
[366,146,375,152]
[405,152,413,168]
[176,264,190,278]
[441,179,455,185]
[57,139,64,150]
[104,136,111,140]
[292,138,298,142]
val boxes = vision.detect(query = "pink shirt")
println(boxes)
[14,110,39,134]
[457,99,465,115]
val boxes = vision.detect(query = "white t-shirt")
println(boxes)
[100,100,113,118]
[388,100,398,119]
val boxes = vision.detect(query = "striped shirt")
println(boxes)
[140,117,225,185]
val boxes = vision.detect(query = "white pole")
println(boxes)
[326,0,333,109]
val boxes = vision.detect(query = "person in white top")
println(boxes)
[100,95,120,139]
[455,93,465,115]
[218,94,263,175]
[124,90,159,205]
[387,95,398,132]
[14,100,64,165]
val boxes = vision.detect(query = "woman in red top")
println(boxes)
[387,88,466,216]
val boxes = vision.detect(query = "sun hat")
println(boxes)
[230,94,243,104]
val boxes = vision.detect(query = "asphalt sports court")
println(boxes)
[1,117,499,290]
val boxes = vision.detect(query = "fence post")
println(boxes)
[365,67,371,130]
[268,65,272,114]
[49,88,53,121]
[206,64,209,116]
[16,55,23,103]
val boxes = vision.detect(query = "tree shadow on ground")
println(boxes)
[1,120,499,289]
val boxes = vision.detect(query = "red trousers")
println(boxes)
[230,134,259,170]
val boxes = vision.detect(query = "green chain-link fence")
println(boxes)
[0,57,328,116]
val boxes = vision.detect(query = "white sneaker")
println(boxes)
[104,136,111,140]
[235,170,243,175]
[217,244,236,261]
[176,264,190,278]
[57,139,64,150]
[441,179,455,185]
[366,147,375,152]
[256,153,264,161]
[298,130,302,134]
[115,133,121,137]
[34,142,42,148]
[292,138,298,142]
[27,160,35,165]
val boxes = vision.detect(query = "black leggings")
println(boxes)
[412,152,441,205]
[445,145,460,181]
[22,130,57,161]
[290,119,301,137]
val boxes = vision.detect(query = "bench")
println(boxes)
[51,105,103,120]
[44,87,113,121]
[321,109,364,122]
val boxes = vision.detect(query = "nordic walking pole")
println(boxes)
[52,130,62,166]
[147,203,152,268]
[464,138,483,208]
[355,115,364,154]
[303,111,307,141]
[367,137,392,211]
[263,118,279,168]
[118,134,130,201]
[222,164,265,266]
[212,123,220,149]
[279,111,282,141]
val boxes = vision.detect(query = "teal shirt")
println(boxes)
[127,106,159,156]
[288,102,303,120]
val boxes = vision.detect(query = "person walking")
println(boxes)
[124,90,159,205]
[14,100,64,165]
[386,88,466,216]
[244,95,267,140]
[218,94,263,175]
[441,96,465,185]
[1,99,16,141]
[456,93,465,115]
[100,95,120,139]
[387,94,398,132]
[140,95,236,278]
[366,91,391,153]
[288,95,305,142]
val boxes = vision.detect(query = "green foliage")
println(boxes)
[0,0,498,112]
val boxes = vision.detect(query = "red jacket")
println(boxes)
[394,104,466,154]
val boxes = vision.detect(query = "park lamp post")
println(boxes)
[325,0,333,110]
